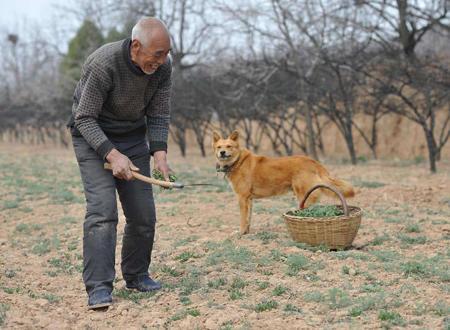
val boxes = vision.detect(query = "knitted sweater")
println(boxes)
[69,38,172,159]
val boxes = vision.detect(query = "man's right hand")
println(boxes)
[106,148,139,180]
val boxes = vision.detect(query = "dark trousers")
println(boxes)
[72,136,156,295]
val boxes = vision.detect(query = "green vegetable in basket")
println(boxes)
[288,205,344,217]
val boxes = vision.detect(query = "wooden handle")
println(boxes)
[300,184,349,216]
[104,163,184,189]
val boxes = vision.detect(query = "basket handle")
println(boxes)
[300,184,349,216]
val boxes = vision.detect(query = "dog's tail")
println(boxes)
[322,175,355,198]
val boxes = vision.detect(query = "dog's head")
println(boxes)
[212,130,241,169]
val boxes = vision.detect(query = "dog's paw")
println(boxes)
[239,229,250,236]
[228,230,244,239]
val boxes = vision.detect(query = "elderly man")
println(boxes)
[67,17,172,309]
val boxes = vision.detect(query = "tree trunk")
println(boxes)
[344,125,357,165]
[305,106,318,160]
[423,126,437,173]
[170,127,186,157]
[370,112,378,159]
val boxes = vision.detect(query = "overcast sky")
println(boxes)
[0,0,57,27]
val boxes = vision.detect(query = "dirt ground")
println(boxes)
[0,144,449,329]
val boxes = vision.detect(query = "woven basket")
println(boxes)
[283,184,362,249]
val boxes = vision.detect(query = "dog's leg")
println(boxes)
[239,197,252,235]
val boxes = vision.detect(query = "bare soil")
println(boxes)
[0,145,449,329]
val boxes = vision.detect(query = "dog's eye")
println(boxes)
[226,145,232,148]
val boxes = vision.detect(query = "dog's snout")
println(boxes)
[220,150,226,156]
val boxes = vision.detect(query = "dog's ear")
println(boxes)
[229,130,239,141]
[212,131,222,144]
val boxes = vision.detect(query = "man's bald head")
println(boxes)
[131,17,170,48]
[130,17,171,75]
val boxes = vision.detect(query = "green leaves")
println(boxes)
[287,205,344,217]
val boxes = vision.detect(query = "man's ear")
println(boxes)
[213,131,222,144]
[229,130,239,141]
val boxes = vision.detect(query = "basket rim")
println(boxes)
[283,205,362,221]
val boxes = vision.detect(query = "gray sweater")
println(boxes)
[69,38,172,159]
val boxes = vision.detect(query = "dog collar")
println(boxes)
[216,156,240,174]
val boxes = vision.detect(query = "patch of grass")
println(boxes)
[228,278,247,300]
[272,285,288,296]
[159,265,182,277]
[19,206,33,213]
[254,300,278,312]
[289,241,331,253]
[115,288,156,303]
[441,197,450,207]
[383,217,403,223]
[405,223,421,233]
[255,280,270,290]
[59,216,77,224]
[2,286,21,294]
[398,234,427,245]
[31,234,61,256]
[179,296,191,305]
[342,265,359,275]
[360,283,385,293]
[286,254,309,276]
[174,251,199,263]
[444,317,450,330]
[231,278,247,290]
[229,289,244,300]
[219,321,233,330]
[206,240,254,270]
[433,300,450,317]
[4,269,16,278]
[0,303,9,327]
[2,200,20,210]
[169,310,187,321]
[328,288,352,309]
[304,291,325,303]
[401,261,426,277]
[207,277,227,289]
[173,236,199,248]
[370,250,400,262]
[42,293,61,303]
[186,308,200,317]
[179,269,201,296]
[255,231,278,244]
[332,251,370,261]
[32,238,51,255]
[284,304,302,314]
[15,223,30,233]
[413,302,427,316]
[349,293,386,317]
[370,233,391,246]
[48,255,80,275]
[378,309,406,326]
[269,249,287,261]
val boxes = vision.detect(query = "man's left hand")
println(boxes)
[153,151,172,181]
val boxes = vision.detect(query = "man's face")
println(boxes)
[131,33,171,75]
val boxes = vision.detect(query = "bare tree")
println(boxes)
[356,0,450,171]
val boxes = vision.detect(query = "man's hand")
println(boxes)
[106,148,139,180]
[153,151,171,181]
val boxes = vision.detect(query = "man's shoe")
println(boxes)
[88,289,113,310]
[126,275,162,292]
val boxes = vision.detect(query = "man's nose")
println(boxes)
[157,56,166,65]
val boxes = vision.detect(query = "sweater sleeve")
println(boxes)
[73,62,115,159]
[145,59,172,155]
